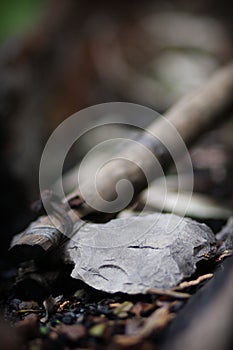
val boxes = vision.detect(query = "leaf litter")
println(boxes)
[5,213,233,349]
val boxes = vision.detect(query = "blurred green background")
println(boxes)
[0,0,45,41]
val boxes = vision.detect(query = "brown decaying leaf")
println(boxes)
[56,323,86,341]
[89,323,107,337]
[114,304,175,346]
[113,301,134,315]
[131,302,157,317]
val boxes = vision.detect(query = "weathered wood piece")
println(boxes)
[10,211,83,263]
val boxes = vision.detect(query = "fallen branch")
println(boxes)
[72,60,233,214]
[10,61,233,262]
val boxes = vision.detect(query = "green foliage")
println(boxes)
[0,0,46,41]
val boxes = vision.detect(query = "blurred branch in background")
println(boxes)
[0,0,232,192]
[0,0,233,254]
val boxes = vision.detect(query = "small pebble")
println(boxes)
[98,305,112,315]
[9,298,21,309]
[62,312,76,324]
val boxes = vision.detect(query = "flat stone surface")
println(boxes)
[66,213,216,294]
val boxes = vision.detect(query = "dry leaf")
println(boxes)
[114,304,175,346]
